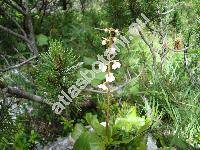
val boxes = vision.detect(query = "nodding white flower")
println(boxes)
[102,39,107,45]
[106,73,115,82]
[99,63,107,72]
[98,84,108,90]
[106,47,116,54]
[112,61,121,70]
[104,28,109,32]
[113,37,117,42]
[115,29,119,34]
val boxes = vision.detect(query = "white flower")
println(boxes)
[115,29,119,35]
[99,63,107,72]
[104,28,109,32]
[106,73,115,82]
[112,61,121,70]
[113,37,117,42]
[102,39,107,45]
[98,84,108,90]
[106,47,116,54]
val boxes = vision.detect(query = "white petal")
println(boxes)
[102,40,107,45]
[113,37,117,42]
[104,28,109,32]
[98,84,108,90]
[115,29,119,35]
[112,61,121,70]
[98,84,103,89]
[106,73,115,82]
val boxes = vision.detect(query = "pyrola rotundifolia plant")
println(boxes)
[97,28,121,141]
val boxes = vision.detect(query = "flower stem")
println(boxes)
[105,29,115,142]
[105,62,111,142]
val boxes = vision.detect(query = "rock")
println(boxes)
[147,133,158,150]
[44,135,75,150]
[43,122,105,149]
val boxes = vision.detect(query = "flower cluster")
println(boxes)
[98,28,121,91]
